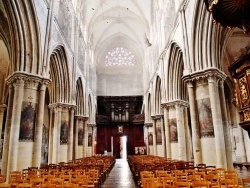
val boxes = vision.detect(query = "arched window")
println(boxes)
[105,47,135,66]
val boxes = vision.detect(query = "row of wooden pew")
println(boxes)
[128,155,250,188]
[0,156,115,188]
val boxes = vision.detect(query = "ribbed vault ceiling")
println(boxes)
[82,0,152,74]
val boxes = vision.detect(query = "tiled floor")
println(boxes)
[102,159,136,188]
[102,159,250,188]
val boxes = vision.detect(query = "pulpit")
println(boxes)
[204,0,250,34]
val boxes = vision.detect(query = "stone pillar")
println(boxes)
[186,80,202,164]
[2,85,14,177]
[162,104,171,158]
[0,104,7,144]
[68,107,75,161]
[74,116,80,159]
[48,106,53,164]
[208,73,227,168]
[7,77,25,174]
[144,124,149,155]
[82,117,88,157]
[87,123,95,156]
[160,114,166,157]
[48,104,62,164]
[218,80,234,169]
[33,81,49,167]
[151,117,157,155]
[145,123,153,155]
[56,106,62,163]
[175,101,189,160]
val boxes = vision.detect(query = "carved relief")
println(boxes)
[243,108,250,121]
[239,76,249,106]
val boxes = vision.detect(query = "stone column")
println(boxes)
[1,85,14,177]
[7,77,25,174]
[144,123,149,155]
[87,123,95,156]
[33,81,49,167]
[186,80,202,164]
[82,117,88,157]
[0,104,7,144]
[56,106,62,162]
[74,116,79,159]
[145,123,153,155]
[218,79,234,169]
[151,117,157,155]
[160,114,166,157]
[68,107,75,161]
[208,73,227,168]
[48,106,53,164]
[175,101,189,160]
[162,104,171,158]
[49,104,62,164]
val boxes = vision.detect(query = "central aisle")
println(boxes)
[102,159,137,188]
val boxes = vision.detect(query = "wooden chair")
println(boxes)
[17,183,32,188]
[219,178,236,188]
[174,181,190,188]
[0,183,11,188]
[30,177,44,187]
[62,183,78,188]
[10,177,25,188]
[41,181,55,188]
[192,180,210,188]
[187,175,201,183]
[0,175,6,183]
[194,171,206,181]
[50,178,63,187]
[141,177,159,188]
[241,178,250,188]
[175,172,188,182]
[206,174,219,188]
[162,177,176,188]
[224,173,239,186]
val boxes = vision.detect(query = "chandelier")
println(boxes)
[204,0,250,33]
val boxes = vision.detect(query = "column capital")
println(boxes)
[144,122,153,127]
[75,115,89,121]
[183,68,227,83]
[0,104,7,112]
[49,102,76,110]
[6,71,51,87]
[87,123,96,128]
[161,100,189,109]
[151,114,163,120]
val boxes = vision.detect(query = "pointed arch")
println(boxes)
[155,76,162,115]
[48,45,70,104]
[2,0,41,74]
[147,93,152,122]
[76,78,85,116]
[191,1,233,71]
[88,94,93,122]
[165,42,186,101]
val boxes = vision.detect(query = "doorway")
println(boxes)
[112,135,127,159]
[120,136,127,159]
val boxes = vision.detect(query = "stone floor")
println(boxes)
[102,159,250,188]
[102,159,136,188]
